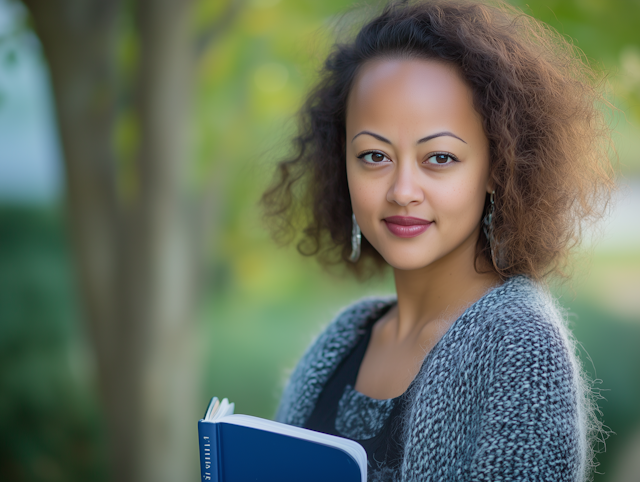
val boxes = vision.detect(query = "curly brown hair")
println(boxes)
[260,0,618,285]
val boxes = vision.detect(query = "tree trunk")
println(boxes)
[132,1,198,481]
[22,1,199,481]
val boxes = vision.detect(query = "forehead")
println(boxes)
[346,58,481,138]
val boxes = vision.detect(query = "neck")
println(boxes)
[391,229,502,341]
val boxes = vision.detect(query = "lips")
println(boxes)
[383,216,432,238]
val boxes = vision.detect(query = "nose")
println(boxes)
[386,161,424,206]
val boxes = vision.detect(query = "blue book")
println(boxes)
[198,397,367,482]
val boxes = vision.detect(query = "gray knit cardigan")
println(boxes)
[275,274,590,482]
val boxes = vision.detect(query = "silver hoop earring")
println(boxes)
[482,190,497,267]
[349,213,361,263]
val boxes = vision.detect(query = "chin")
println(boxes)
[378,249,436,272]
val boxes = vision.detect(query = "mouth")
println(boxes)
[383,216,432,238]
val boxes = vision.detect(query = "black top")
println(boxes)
[303,309,410,476]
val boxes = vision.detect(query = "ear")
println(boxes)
[485,180,495,194]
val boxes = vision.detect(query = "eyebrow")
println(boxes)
[351,130,467,145]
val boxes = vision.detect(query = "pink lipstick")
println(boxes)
[383,216,432,238]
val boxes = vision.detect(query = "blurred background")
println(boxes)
[0,0,638,481]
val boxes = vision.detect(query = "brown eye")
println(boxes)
[435,154,448,163]
[359,151,389,164]
[425,153,457,166]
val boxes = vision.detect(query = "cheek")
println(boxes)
[439,181,485,226]
[346,168,384,237]
[346,163,369,210]
[428,169,478,211]
[348,177,378,217]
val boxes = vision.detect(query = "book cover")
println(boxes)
[198,397,367,482]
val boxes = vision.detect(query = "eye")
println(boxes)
[358,151,390,164]
[425,152,458,166]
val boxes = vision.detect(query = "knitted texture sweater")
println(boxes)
[275,274,590,482]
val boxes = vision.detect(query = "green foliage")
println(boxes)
[559,294,640,478]
[0,206,107,482]
[510,0,640,171]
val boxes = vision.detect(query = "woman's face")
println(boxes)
[345,58,492,271]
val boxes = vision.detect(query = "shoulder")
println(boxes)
[319,295,398,340]
[402,276,587,481]
[469,277,587,480]
[407,275,580,396]
[420,274,577,374]
[436,274,568,345]
[275,295,396,426]
[460,274,581,392]
[478,274,577,365]
[292,295,397,365]
[284,295,396,382]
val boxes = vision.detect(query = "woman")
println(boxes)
[261,1,616,481]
